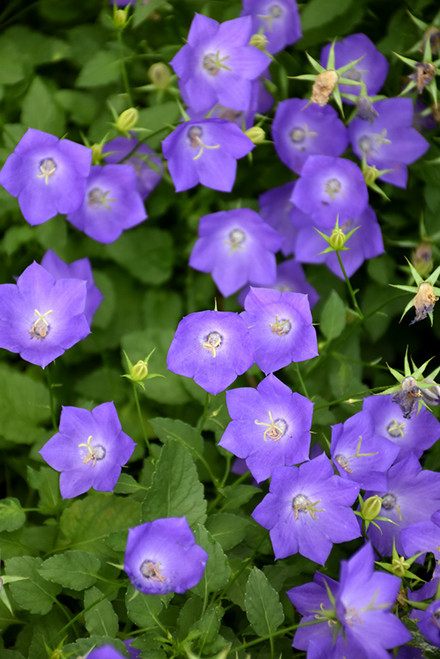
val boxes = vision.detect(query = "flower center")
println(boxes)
[324,177,342,200]
[87,187,115,209]
[38,158,57,184]
[290,124,317,145]
[202,330,223,358]
[225,228,246,253]
[387,419,406,438]
[187,125,220,161]
[381,493,396,510]
[140,559,166,583]
[269,315,291,335]
[254,411,288,441]
[29,309,53,339]
[359,130,391,157]
[257,4,283,30]
[334,453,352,472]
[202,50,231,76]
[77,435,106,467]
[292,493,324,520]
[270,4,283,17]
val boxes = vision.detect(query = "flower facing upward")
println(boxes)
[39,402,135,499]
[167,310,254,394]
[241,0,302,54]
[0,128,92,225]
[124,517,208,595]
[0,262,90,369]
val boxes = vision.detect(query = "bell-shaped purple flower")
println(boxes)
[401,511,440,602]
[349,97,430,188]
[288,543,411,656]
[241,0,302,54]
[189,208,281,297]
[417,600,440,647]
[219,374,313,482]
[170,13,270,113]
[102,136,162,199]
[290,155,369,227]
[40,250,103,325]
[252,453,361,563]
[162,118,254,193]
[0,128,91,226]
[66,164,147,243]
[241,287,318,374]
[167,310,254,394]
[258,182,298,256]
[39,402,136,499]
[87,647,125,659]
[0,262,90,369]
[124,517,208,595]
[272,99,348,174]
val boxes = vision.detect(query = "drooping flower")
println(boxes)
[124,517,208,595]
[288,542,411,657]
[0,128,91,225]
[241,0,302,55]
[102,136,162,199]
[39,402,135,499]
[241,287,318,374]
[170,13,270,113]
[162,118,254,192]
[219,374,313,482]
[272,99,348,174]
[167,310,254,394]
[66,164,147,243]
[252,453,361,563]
[189,208,281,297]
[40,250,103,325]
[0,261,90,369]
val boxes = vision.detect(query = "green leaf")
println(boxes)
[21,76,65,136]
[84,586,118,637]
[133,0,169,27]
[39,550,101,590]
[0,365,50,445]
[219,484,259,511]
[137,102,181,150]
[76,50,120,87]
[205,513,249,551]
[0,37,26,85]
[244,567,285,637]
[192,526,231,596]
[4,556,61,615]
[142,440,207,526]
[126,585,168,629]
[149,417,203,456]
[190,604,223,652]
[320,290,346,340]
[0,498,26,532]
[301,0,353,31]
[27,466,62,514]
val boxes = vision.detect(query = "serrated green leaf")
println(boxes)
[192,526,231,596]
[27,466,62,514]
[0,498,26,532]
[76,50,120,87]
[320,290,346,340]
[0,37,26,85]
[21,76,65,136]
[205,513,249,551]
[149,417,203,456]
[0,365,50,445]
[84,586,118,637]
[126,585,169,629]
[39,550,101,590]
[244,567,284,637]
[219,484,259,511]
[4,556,61,615]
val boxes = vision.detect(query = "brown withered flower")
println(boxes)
[409,62,436,94]
[410,281,439,325]
[413,242,433,277]
[422,26,440,55]
[311,70,338,106]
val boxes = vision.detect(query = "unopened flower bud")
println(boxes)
[409,62,436,94]
[391,555,410,578]
[250,33,269,50]
[363,164,380,186]
[421,378,440,407]
[360,495,382,522]
[245,126,265,144]
[113,8,129,29]
[357,96,379,121]
[311,70,338,107]
[91,143,103,165]
[130,359,149,382]
[116,107,138,133]
[423,26,440,55]
[413,242,433,277]
[148,63,172,90]
[329,227,346,251]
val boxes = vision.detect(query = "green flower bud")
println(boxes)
[148,63,172,90]
[245,126,265,144]
[116,107,138,134]
[360,495,382,522]
[413,242,433,278]
[130,359,149,382]
[329,227,346,251]
[113,8,129,29]
[391,555,410,578]
[363,164,380,186]
[249,33,268,50]
[91,143,103,165]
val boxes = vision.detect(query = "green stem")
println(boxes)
[336,251,364,319]
[132,383,151,452]
[117,30,133,105]
[44,365,58,431]
[294,362,309,398]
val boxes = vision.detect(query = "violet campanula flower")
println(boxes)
[293,205,384,279]
[241,287,318,373]
[170,14,270,113]
[362,393,440,460]
[0,128,91,226]
[162,118,254,192]
[252,453,361,563]
[288,542,411,656]
[40,250,103,325]
[417,600,440,647]
[401,511,440,603]
[365,454,440,556]
[241,0,301,55]
[87,647,125,659]
[66,164,147,243]
[238,259,319,308]
[102,136,162,199]
[0,262,90,369]
[167,310,254,394]
[320,33,389,101]
[272,99,348,174]
[39,402,135,499]
[349,97,430,188]
[290,155,369,227]
[189,208,281,297]
[219,374,313,482]
[258,182,298,256]
[124,517,208,595]
[331,411,399,490]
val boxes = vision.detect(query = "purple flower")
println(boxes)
[219,374,313,482]
[288,543,411,656]
[88,647,125,659]
[39,402,135,499]
[241,287,318,374]
[162,118,254,192]
[40,250,103,325]
[66,164,147,243]
[0,128,91,226]
[401,511,440,602]
[252,453,361,563]
[124,517,208,595]
[349,98,430,188]
[123,640,141,659]
[241,0,301,54]
[362,394,440,460]
[167,310,254,394]
[272,99,348,174]
[102,136,162,199]
[170,14,270,113]
[320,33,389,101]
[330,410,399,490]
[290,155,369,227]
[189,208,281,297]
[417,600,440,647]
[294,205,385,279]
[258,182,299,256]
[0,262,90,369]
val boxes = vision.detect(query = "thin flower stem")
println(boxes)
[117,30,133,105]
[132,383,151,452]
[295,362,309,398]
[44,365,58,431]
[336,251,364,319]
